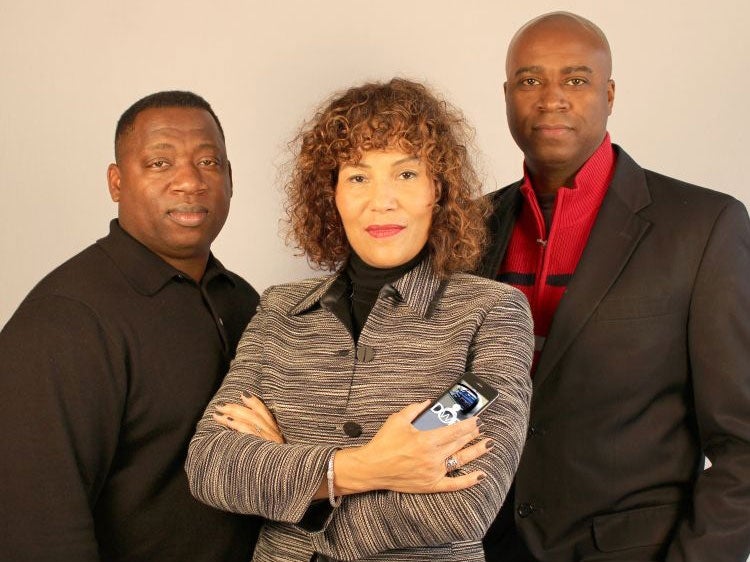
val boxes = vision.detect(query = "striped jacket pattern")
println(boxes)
[186,259,534,561]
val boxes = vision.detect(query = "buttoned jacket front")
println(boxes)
[187,259,534,561]
[478,147,750,561]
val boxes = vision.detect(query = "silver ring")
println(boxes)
[445,455,460,473]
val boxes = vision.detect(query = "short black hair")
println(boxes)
[114,90,225,161]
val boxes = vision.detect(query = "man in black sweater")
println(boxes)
[0,91,261,561]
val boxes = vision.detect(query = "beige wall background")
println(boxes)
[1,0,748,327]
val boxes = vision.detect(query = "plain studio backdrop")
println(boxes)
[1,0,748,328]
[0,2,749,558]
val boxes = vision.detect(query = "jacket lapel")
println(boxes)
[533,147,653,389]
[477,181,524,279]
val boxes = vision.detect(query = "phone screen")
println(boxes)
[412,373,498,431]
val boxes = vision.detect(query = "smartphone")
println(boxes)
[412,373,499,431]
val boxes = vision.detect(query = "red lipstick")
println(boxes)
[365,224,405,238]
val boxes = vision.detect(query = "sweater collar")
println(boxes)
[346,248,427,293]
[96,219,232,296]
[522,133,615,194]
[520,133,616,229]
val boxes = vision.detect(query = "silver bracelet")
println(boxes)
[327,450,342,508]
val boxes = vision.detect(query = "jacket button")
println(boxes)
[355,345,375,362]
[343,421,362,437]
[517,502,536,518]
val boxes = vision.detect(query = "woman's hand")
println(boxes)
[335,401,492,495]
[213,392,285,444]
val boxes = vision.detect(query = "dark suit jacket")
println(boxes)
[478,146,750,561]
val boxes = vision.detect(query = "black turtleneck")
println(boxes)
[345,248,427,341]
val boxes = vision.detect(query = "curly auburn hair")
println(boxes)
[285,78,489,277]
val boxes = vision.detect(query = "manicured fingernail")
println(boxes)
[485,439,495,450]
[242,391,252,398]
[477,473,486,481]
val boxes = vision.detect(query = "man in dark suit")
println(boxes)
[479,11,750,562]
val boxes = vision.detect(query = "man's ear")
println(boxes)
[227,160,233,197]
[107,163,121,202]
[607,79,616,114]
[503,81,508,96]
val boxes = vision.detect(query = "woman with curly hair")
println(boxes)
[186,78,533,561]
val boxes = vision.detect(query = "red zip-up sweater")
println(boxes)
[499,135,615,371]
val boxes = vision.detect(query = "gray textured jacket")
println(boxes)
[186,259,533,561]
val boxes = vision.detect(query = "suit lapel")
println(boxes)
[533,148,653,390]
[477,181,523,279]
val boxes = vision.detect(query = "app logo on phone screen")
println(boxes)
[412,378,491,431]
